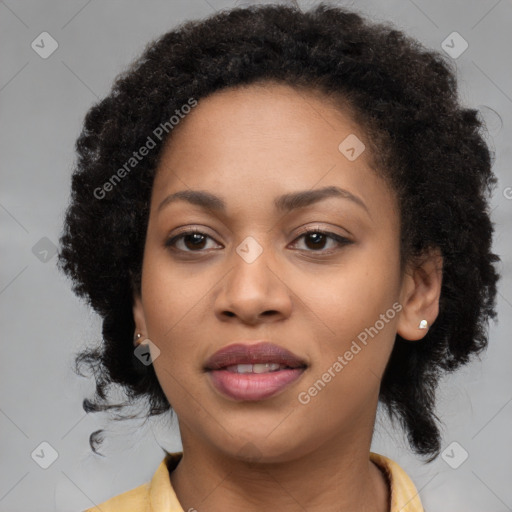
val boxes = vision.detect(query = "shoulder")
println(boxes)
[81,452,183,512]
[81,481,150,512]
[370,451,425,512]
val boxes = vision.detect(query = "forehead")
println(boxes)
[160,82,364,162]
[151,82,396,223]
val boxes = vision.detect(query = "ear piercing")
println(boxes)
[136,322,430,346]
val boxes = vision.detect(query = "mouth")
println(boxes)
[204,342,308,401]
[223,362,300,373]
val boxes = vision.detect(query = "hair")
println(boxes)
[57,2,500,462]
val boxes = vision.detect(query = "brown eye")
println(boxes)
[181,232,208,250]
[165,230,221,252]
[303,232,329,250]
[291,229,352,253]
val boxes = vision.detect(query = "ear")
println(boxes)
[396,247,443,341]
[132,292,148,347]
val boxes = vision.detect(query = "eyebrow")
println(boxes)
[157,185,370,217]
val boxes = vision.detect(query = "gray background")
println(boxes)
[1,0,511,510]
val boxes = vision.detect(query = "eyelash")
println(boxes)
[164,228,352,255]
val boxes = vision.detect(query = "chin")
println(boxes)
[211,427,312,464]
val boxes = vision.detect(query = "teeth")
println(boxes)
[253,363,281,373]
[226,363,285,374]
[236,364,253,374]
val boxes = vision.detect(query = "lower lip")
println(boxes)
[207,368,306,401]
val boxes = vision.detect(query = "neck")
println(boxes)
[169,424,389,512]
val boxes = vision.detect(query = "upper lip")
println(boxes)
[204,341,307,370]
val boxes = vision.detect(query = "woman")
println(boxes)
[58,3,500,511]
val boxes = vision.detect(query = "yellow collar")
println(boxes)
[86,451,425,512]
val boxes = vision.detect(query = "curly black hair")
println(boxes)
[57,2,500,462]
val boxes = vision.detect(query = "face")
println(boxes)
[133,82,436,463]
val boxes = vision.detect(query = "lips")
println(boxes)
[204,342,307,371]
[204,341,307,401]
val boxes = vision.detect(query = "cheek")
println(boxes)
[294,246,399,332]
[139,258,200,393]
[288,245,400,382]
[141,248,208,333]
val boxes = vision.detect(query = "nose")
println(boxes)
[213,241,293,325]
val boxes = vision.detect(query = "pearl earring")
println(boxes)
[134,332,142,345]
[418,320,428,330]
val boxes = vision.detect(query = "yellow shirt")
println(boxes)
[83,451,424,512]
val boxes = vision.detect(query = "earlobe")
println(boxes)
[418,319,429,330]
[396,248,443,341]
[132,293,147,347]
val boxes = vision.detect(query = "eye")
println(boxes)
[165,229,222,252]
[164,227,352,254]
[290,228,352,253]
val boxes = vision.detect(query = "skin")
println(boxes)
[132,82,443,512]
